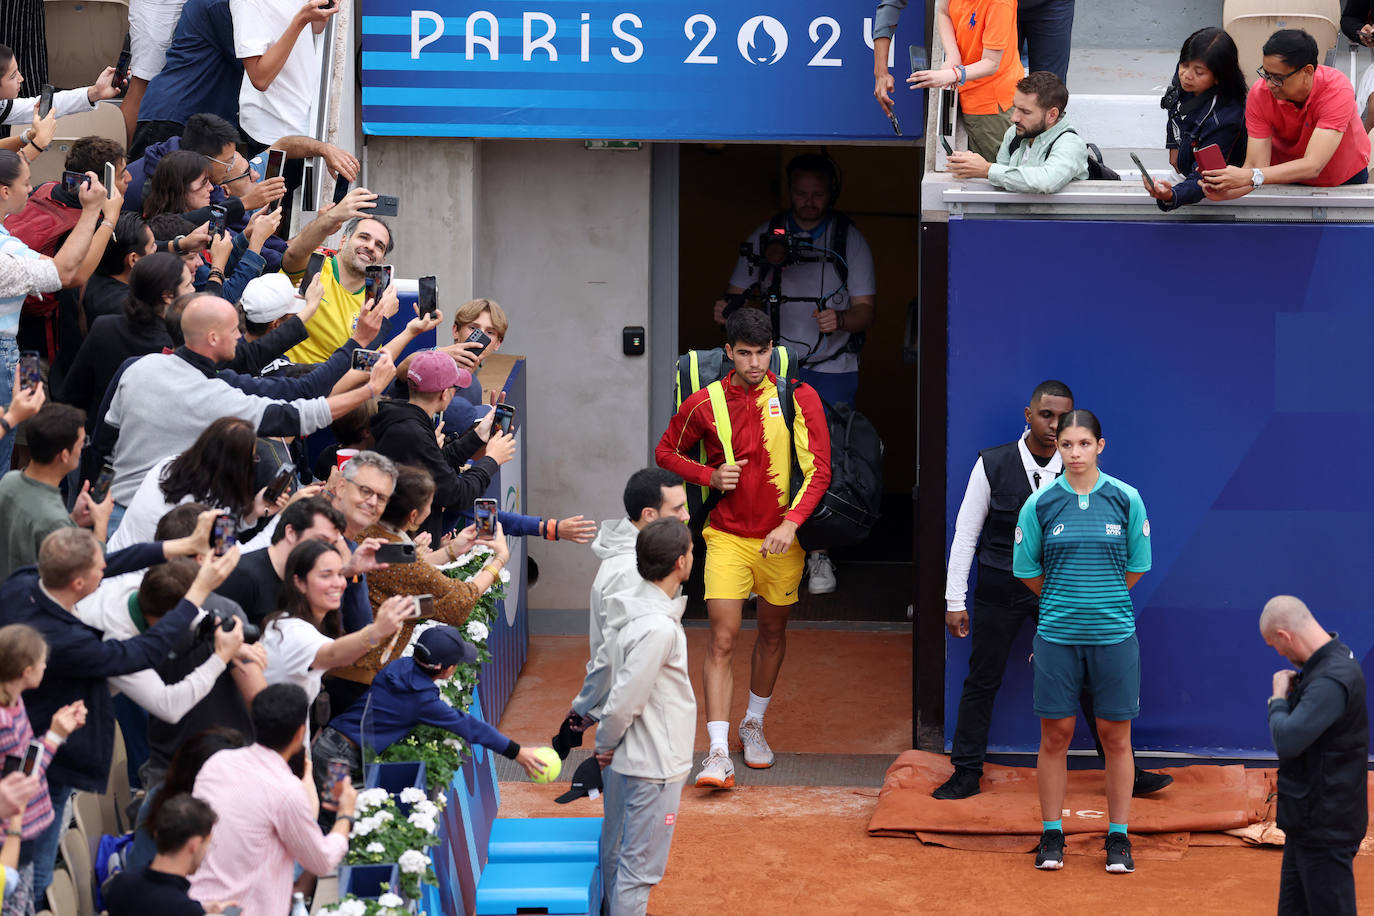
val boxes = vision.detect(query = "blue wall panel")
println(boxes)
[945,218,1374,755]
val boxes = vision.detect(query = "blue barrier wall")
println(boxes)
[944,218,1374,756]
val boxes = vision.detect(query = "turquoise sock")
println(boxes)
[1043,819,1062,832]
[1109,822,1128,836]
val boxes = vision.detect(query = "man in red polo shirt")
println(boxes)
[1202,28,1369,200]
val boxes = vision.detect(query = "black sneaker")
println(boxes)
[932,768,981,800]
[1132,769,1173,796]
[1034,829,1065,870]
[1104,832,1134,873]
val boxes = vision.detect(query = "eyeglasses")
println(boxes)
[345,478,392,505]
[1256,65,1301,87]
[206,151,239,175]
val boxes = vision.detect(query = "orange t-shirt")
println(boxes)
[947,0,1022,115]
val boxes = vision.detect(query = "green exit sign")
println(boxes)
[584,140,642,151]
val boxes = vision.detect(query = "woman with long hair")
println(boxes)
[261,540,411,705]
[108,417,270,550]
[141,149,214,220]
[328,464,509,701]
[125,727,248,873]
[1143,27,1249,210]
[1014,410,1152,875]
[58,251,190,424]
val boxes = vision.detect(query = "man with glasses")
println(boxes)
[1202,28,1370,200]
[370,350,516,541]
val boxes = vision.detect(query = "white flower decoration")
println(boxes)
[443,738,464,751]
[407,811,437,834]
[465,620,489,642]
[376,809,394,822]
[499,567,511,584]
[365,841,384,854]
[377,892,404,907]
[355,788,389,811]
[400,786,427,805]
[399,848,432,874]
[337,901,366,916]
[350,818,374,837]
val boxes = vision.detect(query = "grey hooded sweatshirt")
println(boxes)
[571,518,641,719]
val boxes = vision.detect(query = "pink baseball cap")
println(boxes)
[407,350,463,392]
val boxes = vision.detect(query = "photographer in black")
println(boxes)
[710,153,875,596]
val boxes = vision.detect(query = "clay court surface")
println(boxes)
[497,633,1374,915]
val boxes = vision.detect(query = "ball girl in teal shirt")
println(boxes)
[1013,409,1151,875]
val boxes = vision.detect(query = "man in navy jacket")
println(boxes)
[0,511,240,896]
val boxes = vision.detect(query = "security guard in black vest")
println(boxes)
[936,380,1174,800]
[1261,594,1368,916]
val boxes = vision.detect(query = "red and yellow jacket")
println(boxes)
[656,370,831,539]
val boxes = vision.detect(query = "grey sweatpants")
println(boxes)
[599,768,685,916]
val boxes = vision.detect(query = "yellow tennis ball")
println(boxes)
[531,747,562,784]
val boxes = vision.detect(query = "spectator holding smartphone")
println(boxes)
[0,45,124,133]
[1144,28,1249,211]
[0,624,85,914]
[1203,29,1370,199]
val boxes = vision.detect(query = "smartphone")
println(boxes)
[465,327,492,351]
[887,112,902,137]
[332,174,349,205]
[263,462,295,503]
[370,194,399,217]
[21,740,42,777]
[103,161,116,199]
[418,275,438,317]
[1129,152,1156,192]
[61,170,90,196]
[91,462,116,503]
[38,85,54,119]
[909,44,928,73]
[374,542,417,564]
[262,149,286,212]
[113,42,132,91]
[409,594,435,620]
[351,348,381,372]
[220,908,242,916]
[322,759,350,811]
[18,352,40,391]
[474,498,498,539]
[493,403,515,436]
[940,136,953,156]
[298,251,326,295]
[363,264,390,301]
[207,203,227,237]
[1,755,20,777]
[211,514,236,557]
[1194,143,1227,173]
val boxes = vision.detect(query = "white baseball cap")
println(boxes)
[240,273,303,324]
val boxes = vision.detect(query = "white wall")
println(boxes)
[475,140,654,620]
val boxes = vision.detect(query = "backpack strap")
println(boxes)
[704,380,735,466]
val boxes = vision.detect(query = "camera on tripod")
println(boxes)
[740,227,819,271]
[194,608,261,645]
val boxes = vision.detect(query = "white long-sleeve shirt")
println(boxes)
[945,436,1061,612]
[1,89,98,127]
[73,571,226,723]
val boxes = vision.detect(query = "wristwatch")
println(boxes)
[1251,168,1265,188]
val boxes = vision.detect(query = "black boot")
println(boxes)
[932,767,982,800]
[1132,768,1173,796]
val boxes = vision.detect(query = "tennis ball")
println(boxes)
[531,746,562,784]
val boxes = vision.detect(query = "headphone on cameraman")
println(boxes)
[785,151,842,206]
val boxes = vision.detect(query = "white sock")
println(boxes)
[745,691,770,724]
[706,720,729,755]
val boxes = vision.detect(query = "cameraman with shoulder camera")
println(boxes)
[711,153,872,596]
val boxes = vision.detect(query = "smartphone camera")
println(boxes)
[363,265,389,300]
[474,498,498,539]
[465,327,492,351]
[61,171,90,196]
[91,463,116,503]
[211,514,236,557]
[21,739,43,777]
[418,275,438,317]
[18,352,40,391]
[351,348,381,372]
[208,204,227,237]
[493,404,515,436]
[410,594,435,619]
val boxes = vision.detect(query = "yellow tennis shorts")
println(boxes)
[702,525,805,606]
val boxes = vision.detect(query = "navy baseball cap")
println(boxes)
[414,626,479,668]
[554,757,604,804]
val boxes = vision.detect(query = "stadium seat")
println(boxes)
[44,867,77,916]
[59,827,96,916]
[105,724,134,834]
[71,793,104,875]
[42,0,129,89]
[1223,0,1341,82]
[27,102,127,188]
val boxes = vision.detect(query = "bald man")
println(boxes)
[1260,595,1367,916]
[100,296,396,526]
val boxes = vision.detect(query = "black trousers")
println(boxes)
[950,565,1108,774]
[1278,841,1359,916]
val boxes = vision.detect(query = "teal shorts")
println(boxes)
[1032,632,1140,721]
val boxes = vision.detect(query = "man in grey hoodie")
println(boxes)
[563,468,687,732]
[595,518,697,916]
